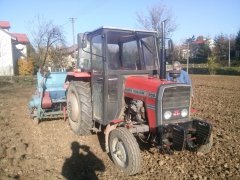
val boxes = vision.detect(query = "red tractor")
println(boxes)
[65,24,213,175]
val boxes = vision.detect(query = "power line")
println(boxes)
[61,21,70,27]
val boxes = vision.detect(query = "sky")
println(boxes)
[1,0,239,45]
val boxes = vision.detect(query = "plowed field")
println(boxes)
[0,75,239,179]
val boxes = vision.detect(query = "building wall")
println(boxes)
[0,29,14,75]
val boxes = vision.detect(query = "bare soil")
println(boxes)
[0,75,239,179]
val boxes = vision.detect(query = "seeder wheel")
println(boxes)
[31,109,39,125]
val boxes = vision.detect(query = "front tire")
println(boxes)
[109,127,141,175]
[67,81,93,135]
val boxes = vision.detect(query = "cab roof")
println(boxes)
[85,26,158,44]
[87,26,157,36]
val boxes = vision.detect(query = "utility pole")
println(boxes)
[187,41,189,74]
[69,18,77,68]
[228,35,231,67]
[69,18,76,45]
[186,38,192,74]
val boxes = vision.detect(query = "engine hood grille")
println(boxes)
[162,86,190,109]
[156,84,191,126]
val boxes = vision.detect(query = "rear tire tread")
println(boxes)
[67,81,93,136]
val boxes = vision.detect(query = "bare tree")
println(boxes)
[30,16,66,69]
[136,4,177,37]
[48,46,70,70]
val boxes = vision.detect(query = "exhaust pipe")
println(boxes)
[159,20,166,80]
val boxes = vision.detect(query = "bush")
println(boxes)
[18,58,34,75]
[216,67,240,76]
[207,56,219,75]
[187,66,240,76]
[230,60,240,66]
[187,67,209,75]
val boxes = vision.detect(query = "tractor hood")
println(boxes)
[124,75,171,100]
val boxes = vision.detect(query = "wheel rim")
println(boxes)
[111,137,127,168]
[68,91,79,122]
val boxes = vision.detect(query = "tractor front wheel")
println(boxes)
[67,81,93,135]
[109,127,141,175]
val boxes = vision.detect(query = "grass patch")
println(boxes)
[0,76,36,87]
[186,66,240,76]
[216,67,240,75]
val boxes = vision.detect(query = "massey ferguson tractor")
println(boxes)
[65,23,213,175]
[29,23,213,175]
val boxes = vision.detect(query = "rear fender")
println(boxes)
[65,71,91,89]
[66,71,91,80]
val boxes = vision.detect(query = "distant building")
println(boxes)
[64,44,78,69]
[42,44,78,72]
[0,21,29,76]
[207,39,215,50]
[179,36,215,61]
[66,44,78,64]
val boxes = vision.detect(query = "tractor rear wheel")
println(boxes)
[67,81,93,135]
[109,127,141,175]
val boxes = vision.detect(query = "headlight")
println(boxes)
[181,109,188,117]
[164,111,172,120]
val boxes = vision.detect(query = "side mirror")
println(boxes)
[77,33,87,49]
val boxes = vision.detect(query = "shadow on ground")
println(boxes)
[62,141,105,180]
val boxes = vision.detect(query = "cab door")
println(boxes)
[91,35,104,121]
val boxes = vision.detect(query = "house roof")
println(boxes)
[194,40,205,44]
[0,21,11,29]
[11,33,29,43]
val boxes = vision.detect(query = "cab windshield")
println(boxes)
[106,30,158,71]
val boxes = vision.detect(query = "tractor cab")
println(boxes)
[78,27,160,125]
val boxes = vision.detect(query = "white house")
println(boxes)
[0,21,29,76]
